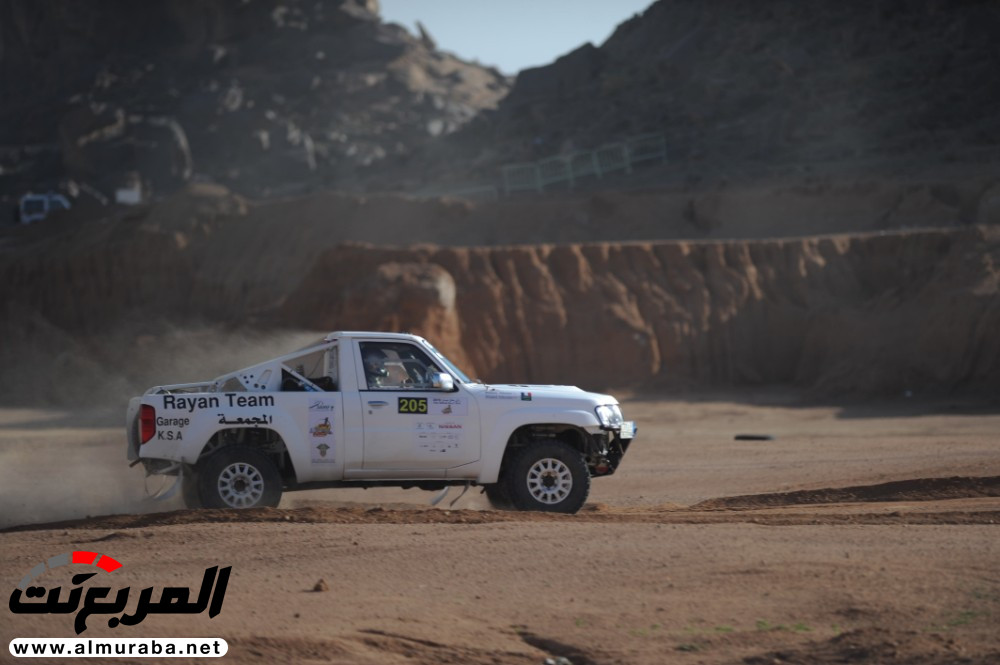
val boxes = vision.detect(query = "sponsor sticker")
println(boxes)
[309,401,336,463]
[430,396,467,416]
[415,421,463,453]
[484,391,517,400]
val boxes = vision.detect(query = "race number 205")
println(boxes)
[398,397,428,414]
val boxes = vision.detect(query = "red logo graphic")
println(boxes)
[16,551,122,591]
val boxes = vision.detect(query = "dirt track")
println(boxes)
[2,396,999,664]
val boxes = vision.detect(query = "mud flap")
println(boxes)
[145,464,183,502]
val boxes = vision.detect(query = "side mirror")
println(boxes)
[429,372,454,391]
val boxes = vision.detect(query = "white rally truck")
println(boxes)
[126,332,635,513]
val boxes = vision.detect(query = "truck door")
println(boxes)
[354,340,480,473]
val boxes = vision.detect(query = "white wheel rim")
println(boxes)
[526,457,573,504]
[217,462,265,508]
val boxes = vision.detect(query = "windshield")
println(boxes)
[424,341,473,384]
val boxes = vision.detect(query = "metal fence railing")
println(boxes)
[626,133,667,165]
[419,132,667,200]
[594,143,631,177]
[501,133,666,196]
[501,163,541,194]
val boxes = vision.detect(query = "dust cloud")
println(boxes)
[0,421,148,530]
[0,319,321,407]
[0,327,323,528]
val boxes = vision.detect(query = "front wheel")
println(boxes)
[196,445,282,509]
[503,441,590,514]
[483,483,513,510]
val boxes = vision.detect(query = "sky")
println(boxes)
[378,0,656,75]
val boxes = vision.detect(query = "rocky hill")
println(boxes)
[0,0,507,202]
[5,1,999,204]
[408,0,1000,189]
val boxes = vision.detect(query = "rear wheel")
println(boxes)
[503,441,590,514]
[181,469,202,509]
[196,445,282,509]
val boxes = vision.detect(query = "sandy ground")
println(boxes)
[2,394,999,664]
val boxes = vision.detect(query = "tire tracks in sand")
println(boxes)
[4,476,999,533]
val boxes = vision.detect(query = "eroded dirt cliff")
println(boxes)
[3,188,994,403]
[280,227,1000,394]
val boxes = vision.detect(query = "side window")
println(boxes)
[360,342,442,391]
[281,345,338,392]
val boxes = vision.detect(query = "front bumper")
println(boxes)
[589,421,637,476]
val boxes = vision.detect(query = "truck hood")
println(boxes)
[474,383,616,405]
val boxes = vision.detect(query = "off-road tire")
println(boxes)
[484,483,514,510]
[503,441,590,514]
[181,469,202,509]
[197,445,282,509]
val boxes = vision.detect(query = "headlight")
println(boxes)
[595,404,624,428]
